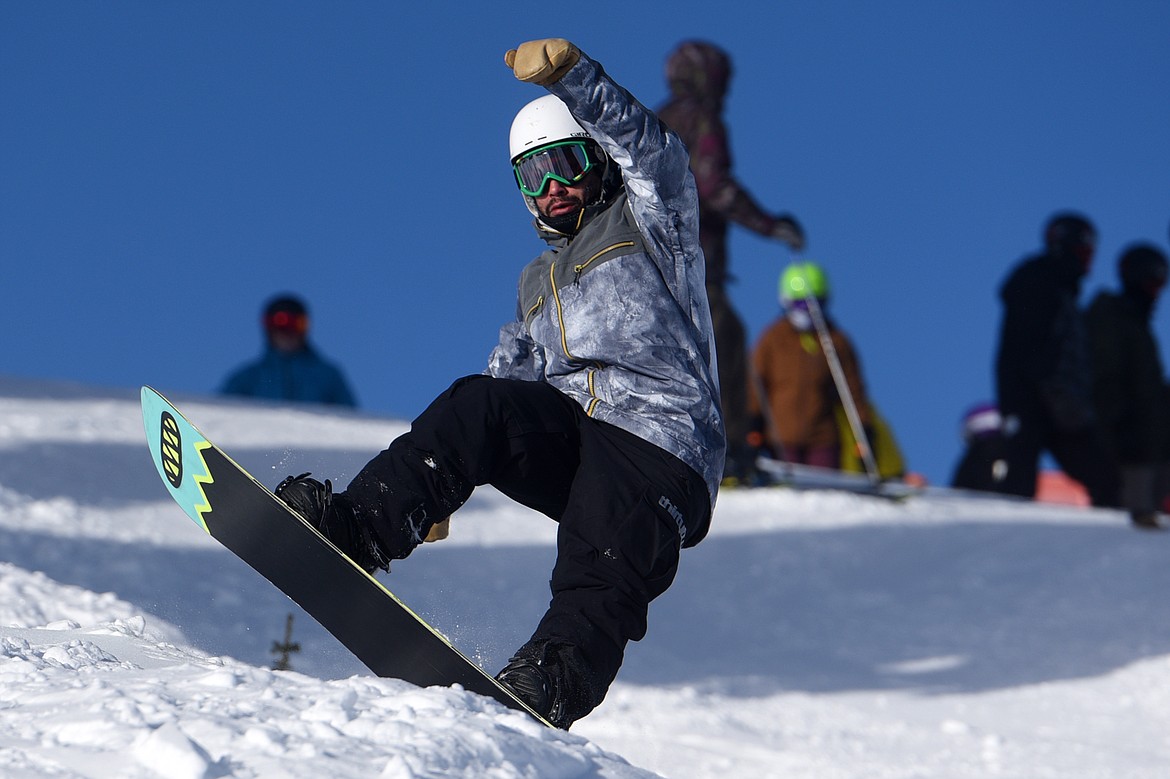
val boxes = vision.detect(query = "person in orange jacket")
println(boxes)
[750,262,871,469]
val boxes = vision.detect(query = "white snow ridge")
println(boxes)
[1,376,1168,778]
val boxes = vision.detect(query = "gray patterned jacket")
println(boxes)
[486,52,726,510]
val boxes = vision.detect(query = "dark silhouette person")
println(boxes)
[992,212,1119,507]
[1086,244,1170,528]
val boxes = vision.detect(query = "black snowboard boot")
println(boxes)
[496,640,596,729]
[275,473,390,573]
[497,658,561,726]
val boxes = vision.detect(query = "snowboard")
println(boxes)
[140,386,550,726]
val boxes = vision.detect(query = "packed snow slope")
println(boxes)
[1,375,1169,778]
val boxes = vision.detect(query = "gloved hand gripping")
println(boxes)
[504,38,581,86]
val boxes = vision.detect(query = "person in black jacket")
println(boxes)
[1086,244,1170,527]
[992,212,1119,507]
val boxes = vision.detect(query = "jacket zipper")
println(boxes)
[549,263,576,360]
[554,240,636,413]
[550,263,608,416]
[574,241,636,282]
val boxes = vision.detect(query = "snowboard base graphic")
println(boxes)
[141,386,549,726]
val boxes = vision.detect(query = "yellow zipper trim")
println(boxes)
[574,241,636,275]
[553,243,627,415]
[525,295,544,322]
[550,262,576,360]
[588,368,605,415]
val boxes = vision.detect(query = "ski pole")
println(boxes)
[803,292,881,484]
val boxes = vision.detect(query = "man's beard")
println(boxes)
[539,191,587,221]
[538,193,589,235]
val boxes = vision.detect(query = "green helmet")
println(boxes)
[779,261,830,304]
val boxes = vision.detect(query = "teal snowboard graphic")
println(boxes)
[141,386,549,725]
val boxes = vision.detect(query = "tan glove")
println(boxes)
[504,39,580,85]
[424,517,450,543]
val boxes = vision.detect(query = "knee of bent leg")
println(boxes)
[442,375,572,438]
[422,375,500,428]
[440,374,494,403]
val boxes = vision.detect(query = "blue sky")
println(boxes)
[3,2,1168,486]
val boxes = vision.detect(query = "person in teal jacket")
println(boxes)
[221,295,357,407]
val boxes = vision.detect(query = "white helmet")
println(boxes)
[509,95,592,163]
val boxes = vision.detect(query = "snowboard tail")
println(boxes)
[141,386,549,725]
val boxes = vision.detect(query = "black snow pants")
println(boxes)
[343,375,711,718]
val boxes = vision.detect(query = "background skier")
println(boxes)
[656,40,805,485]
[221,294,357,408]
[750,261,871,469]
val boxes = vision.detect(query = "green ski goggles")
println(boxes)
[513,141,597,197]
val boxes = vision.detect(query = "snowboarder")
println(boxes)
[275,39,723,729]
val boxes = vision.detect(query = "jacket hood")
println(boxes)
[665,40,731,106]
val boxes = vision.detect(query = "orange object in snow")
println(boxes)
[1035,470,1090,506]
